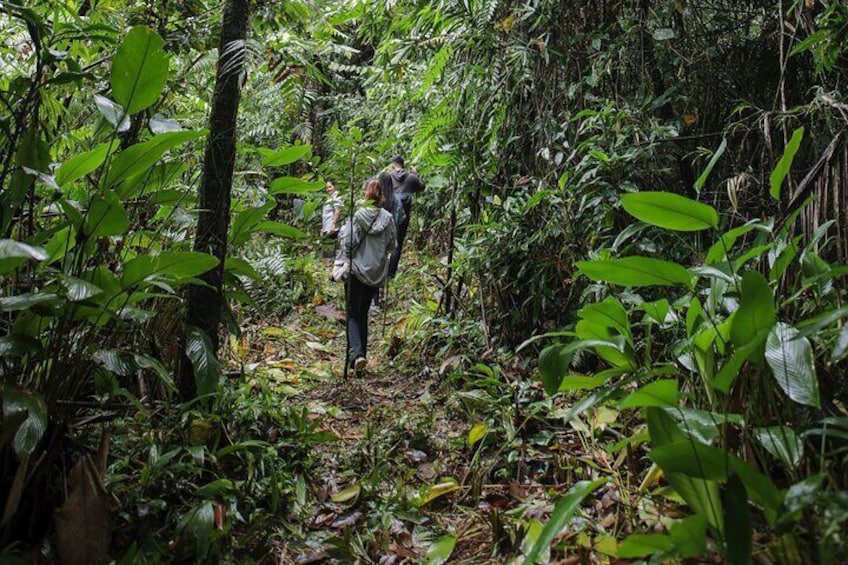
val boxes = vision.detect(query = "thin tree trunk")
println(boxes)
[178,0,249,400]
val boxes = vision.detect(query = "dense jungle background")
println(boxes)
[2,0,848,563]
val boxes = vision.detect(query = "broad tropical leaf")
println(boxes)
[83,194,130,237]
[111,26,169,114]
[619,380,679,408]
[730,271,775,348]
[55,142,114,187]
[0,240,47,274]
[523,479,606,564]
[754,426,803,466]
[577,256,693,288]
[723,474,752,565]
[185,326,221,397]
[103,130,205,189]
[269,177,324,194]
[620,192,718,231]
[260,145,312,167]
[2,387,48,456]
[765,322,820,408]
[617,533,673,558]
[122,251,218,288]
[424,534,456,565]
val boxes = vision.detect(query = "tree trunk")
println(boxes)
[178,0,249,400]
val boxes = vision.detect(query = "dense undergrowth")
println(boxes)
[3,0,848,563]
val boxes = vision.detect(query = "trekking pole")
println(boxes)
[381,277,389,337]
[343,160,356,380]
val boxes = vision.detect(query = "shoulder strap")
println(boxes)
[348,210,382,257]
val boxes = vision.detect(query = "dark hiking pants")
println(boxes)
[388,199,412,277]
[346,275,379,364]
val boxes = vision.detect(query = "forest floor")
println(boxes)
[225,249,655,564]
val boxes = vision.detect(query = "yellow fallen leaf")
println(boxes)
[331,484,360,503]
[639,462,664,492]
[467,423,488,448]
[267,359,296,370]
[416,478,460,506]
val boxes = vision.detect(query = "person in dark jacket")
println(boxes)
[334,179,397,372]
[377,172,396,216]
[387,155,424,277]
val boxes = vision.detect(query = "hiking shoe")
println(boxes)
[354,357,367,373]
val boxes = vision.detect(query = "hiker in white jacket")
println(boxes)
[334,179,397,372]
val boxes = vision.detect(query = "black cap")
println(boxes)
[390,155,404,167]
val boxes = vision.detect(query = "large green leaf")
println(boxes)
[0,239,47,274]
[619,380,679,409]
[269,176,324,194]
[256,221,308,239]
[669,514,708,558]
[179,500,215,560]
[83,193,130,237]
[650,432,782,521]
[111,26,169,114]
[134,353,176,392]
[574,320,633,368]
[185,326,221,397]
[650,441,730,480]
[706,221,771,264]
[723,474,752,565]
[769,127,804,200]
[55,142,114,187]
[730,271,775,348]
[578,296,632,344]
[642,298,670,325]
[754,426,803,467]
[616,533,673,558]
[713,337,764,393]
[665,407,743,445]
[523,479,606,564]
[646,408,724,532]
[423,534,456,565]
[122,251,218,288]
[259,145,312,167]
[620,192,718,231]
[538,344,573,396]
[59,275,103,302]
[765,322,820,408]
[229,204,273,246]
[94,94,130,131]
[577,256,693,288]
[0,292,61,313]
[2,387,48,456]
[103,130,205,189]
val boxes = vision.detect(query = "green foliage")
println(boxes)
[531,178,848,560]
[111,26,170,115]
[620,192,719,231]
[523,479,606,564]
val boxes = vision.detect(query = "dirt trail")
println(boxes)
[238,272,499,563]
